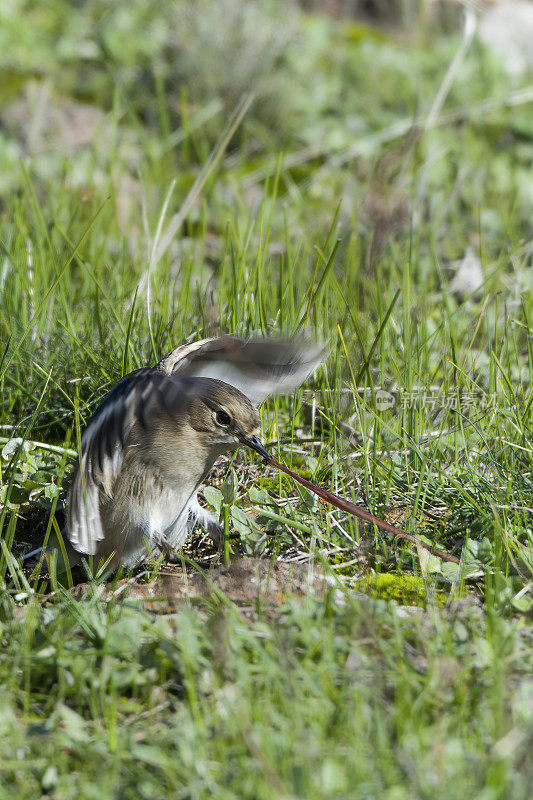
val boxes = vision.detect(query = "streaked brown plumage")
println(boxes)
[36,335,324,570]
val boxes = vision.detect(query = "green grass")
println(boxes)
[1,587,531,799]
[0,0,532,796]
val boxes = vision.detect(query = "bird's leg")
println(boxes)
[188,496,224,547]
[151,531,176,562]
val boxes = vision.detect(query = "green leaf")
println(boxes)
[248,486,276,507]
[203,486,223,514]
[44,483,60,500]
[230,505,255,537]
[512,593,533,612]
[230,505,266,555]
[2,438,24,460]
[221,469,238,506]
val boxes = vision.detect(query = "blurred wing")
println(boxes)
[156,335,326,406]
[67,368,187,555]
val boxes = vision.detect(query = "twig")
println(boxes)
[0,436,77,459]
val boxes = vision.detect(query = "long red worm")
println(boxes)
[264,455,459,564]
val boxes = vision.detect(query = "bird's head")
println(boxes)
[186,378,269,459]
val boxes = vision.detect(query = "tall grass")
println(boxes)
[0,1,532,796]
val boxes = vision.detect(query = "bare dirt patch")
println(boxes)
[70,557,328,617]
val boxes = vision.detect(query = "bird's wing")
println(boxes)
[67,368,188,555]
[156,335,326,406]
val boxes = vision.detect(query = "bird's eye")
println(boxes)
[215,409,232,427]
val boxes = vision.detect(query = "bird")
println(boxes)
[28,335,324,572]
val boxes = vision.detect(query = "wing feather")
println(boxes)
[67,369,188,555]
[157,335,325,406]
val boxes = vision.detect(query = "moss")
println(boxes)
[257,468,315,496]
[358,573,447,608]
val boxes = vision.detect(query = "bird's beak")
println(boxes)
[241,434,270,460]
